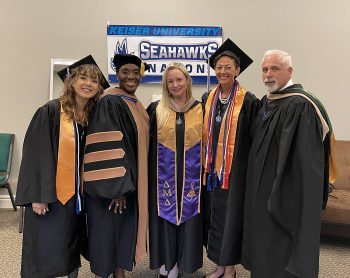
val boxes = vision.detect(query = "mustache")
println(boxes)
[264,78,276,84]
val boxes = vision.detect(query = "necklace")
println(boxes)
[216,111,222,122]
[219,92,230,104]
[176,115,182,125]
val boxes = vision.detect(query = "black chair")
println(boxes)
[19,206,24,233]
[0,133,16,211]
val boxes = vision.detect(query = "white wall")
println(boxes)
[1,0,349,195]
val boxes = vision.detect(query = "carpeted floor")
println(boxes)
[1,209,350,277]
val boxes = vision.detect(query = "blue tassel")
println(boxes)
[75,196,80,215]
[206,174,212,192]
[213,173,218,188]
[207,174,211,186]
[219,170,224,186]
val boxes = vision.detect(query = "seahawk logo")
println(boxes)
[110,38,128,71]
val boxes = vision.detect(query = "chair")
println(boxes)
[19,206,24,233]
[0,133,16,211]
[321,140,350,238]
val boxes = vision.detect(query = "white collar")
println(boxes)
[280,79,294,91]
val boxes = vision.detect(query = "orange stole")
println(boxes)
[56,105,76,204]
[203,85,246,189]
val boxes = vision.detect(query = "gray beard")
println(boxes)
[265,83,279,93]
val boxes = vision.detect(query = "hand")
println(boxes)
[32,203,49,215]
[109,196,126,214]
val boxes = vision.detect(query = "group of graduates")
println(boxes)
[15,38,336,278]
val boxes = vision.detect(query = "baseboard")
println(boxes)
[321,221,350,239]
[0,195,17,209]
[0,177,18,209]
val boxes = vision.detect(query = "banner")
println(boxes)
[107,24,222,84]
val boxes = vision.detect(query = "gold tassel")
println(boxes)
[140,62,145,76]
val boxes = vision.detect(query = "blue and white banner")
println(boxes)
[107,25,222,84]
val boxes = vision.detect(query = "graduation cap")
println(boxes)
[57,55,110,89]
[208,38,253,75]
[113,53,150,76]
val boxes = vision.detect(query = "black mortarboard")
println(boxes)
[57,55,110,89]
[113,54,150,76]
[208,38,253,75]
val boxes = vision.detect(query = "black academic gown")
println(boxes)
[202,91,260,266]
[15,99,87,278]
[147,101,203,273]
[242,84,326,278]
[83,94,139,278]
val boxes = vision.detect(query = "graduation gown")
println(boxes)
[83,90,149,278]
[242,84,330,278]
[202,88,260,266]
[15,99,87,278]
[147,100,203,273]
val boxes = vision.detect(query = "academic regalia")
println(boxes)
[15,99,88,278]
[148,99,203,273]
[83,89,149,278]
[242,84,336,278]
[202,83,260,266]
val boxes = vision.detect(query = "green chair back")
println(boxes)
[0,133,14,173]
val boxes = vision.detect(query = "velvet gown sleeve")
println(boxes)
[15,99,60,206]
[146,101,160,266]
[83,95,138,200]
[146,100,158,212]
[244,92,261,140]
[268,100,324,277]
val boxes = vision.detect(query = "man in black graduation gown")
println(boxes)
[242,50,337,278]
[83,54,150,278]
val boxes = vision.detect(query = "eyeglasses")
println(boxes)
[215,65,235,72]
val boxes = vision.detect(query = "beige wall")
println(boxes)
[1,0,349,194]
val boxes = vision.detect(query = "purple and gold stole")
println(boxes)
[56,103,81,212]
[157,103,202,225]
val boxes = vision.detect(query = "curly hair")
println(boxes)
[60,64,104,126]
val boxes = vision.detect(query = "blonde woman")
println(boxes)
[148,62,203,278]
[16,56,108,278]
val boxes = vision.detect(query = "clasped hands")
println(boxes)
[32,203,49,215]
[109,196,126,214]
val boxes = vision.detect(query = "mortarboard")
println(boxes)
[208,38,253,75]
[57,55,110,89]
[113,53,150,76]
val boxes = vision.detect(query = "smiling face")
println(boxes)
[116,63,141,95]
[262,53,293,92]
[73,74,100,103]
[214,56,240,88]
[166,68,188,102]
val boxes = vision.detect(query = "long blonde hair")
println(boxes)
[156,62,193,128]
[60,64,104,126]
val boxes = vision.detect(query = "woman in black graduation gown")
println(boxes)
[15,56,108,278]
[148,62,203,278]
[202,39,260,278]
